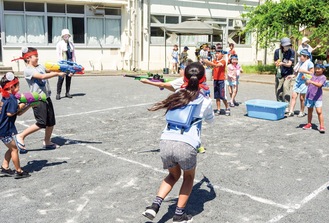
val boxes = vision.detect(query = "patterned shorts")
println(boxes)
[0,135,14,145]
[159,139,197,171]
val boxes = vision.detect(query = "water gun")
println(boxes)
[15,92,47,106]
[45,60,84,75]
[123,73,171,90]
[301,73,312,80]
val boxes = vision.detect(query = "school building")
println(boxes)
[0,0,270,73]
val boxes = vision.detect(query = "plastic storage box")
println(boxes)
[245,99,288,121]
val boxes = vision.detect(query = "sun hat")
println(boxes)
[301,37,309,44]
[61,29,71,37]
[280,37,291,47]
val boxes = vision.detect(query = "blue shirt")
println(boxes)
[274,48,295,77]
[0,94,18,137]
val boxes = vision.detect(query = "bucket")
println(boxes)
[163,68,169,74]
[205,68,212,81]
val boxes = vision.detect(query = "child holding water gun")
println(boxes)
[12,47,65,153]
[226,54,243,107]
[0,72,30,178]
[142,62,214,222]
[302,62,327,133]
[287,49,314,117]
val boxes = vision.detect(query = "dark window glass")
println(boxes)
[67,5,84,14]
[47,3,65,13]
[4,1,24,11]
[228,19,233,27]
[72,17,85,43]
[48,17,53,43]
[151,15,164,23]
[166,16,179,24]
[151,27,164,37]
[25,2,44,12]
[105,8,121,15]
[181,16,194,22]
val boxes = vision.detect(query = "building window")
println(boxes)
[3,1,121,46]
[228,30,250,45]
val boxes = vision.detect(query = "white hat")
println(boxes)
[302,37,309,44]
[61,29,71,37]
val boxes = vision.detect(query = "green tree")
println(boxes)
[242,0,329,52]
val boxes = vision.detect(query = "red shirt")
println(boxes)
[212,59,226,80]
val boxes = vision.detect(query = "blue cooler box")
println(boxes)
[245,99,288,121]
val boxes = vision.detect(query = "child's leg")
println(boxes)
[288,91,298,113]
[216,99,221,111]
[223,99,229,110]
[44,126,54,145]
[307,107,313,124]
[16,124,41,149]
[176,167,195,208]
[299,93,306,113]
[315,106,324,127]
[228,85,233,101]
[231,85,238,103]
[156,164,181,200]
[4,140,22,172]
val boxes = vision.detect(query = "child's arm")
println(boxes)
[306,79,325,88]
[16,103,32,116]
[36,71,66,80]
[140,79,175,92]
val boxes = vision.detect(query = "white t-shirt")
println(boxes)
[170,77,184,90]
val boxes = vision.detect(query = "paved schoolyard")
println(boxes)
[1,74,329,223]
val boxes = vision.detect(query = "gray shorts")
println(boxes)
[159,140,197,171]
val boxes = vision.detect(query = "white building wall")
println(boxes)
[142,0,263,71]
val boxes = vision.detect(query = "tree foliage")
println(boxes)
[242,0,329,51]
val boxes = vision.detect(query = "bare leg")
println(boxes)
[156,165,181,199]
[16,124,41,148]
[289,91,298,113]
[307,107,313,124]
[3,140,22,172]
[177,168,195,208]
[44,126,54,145]
[299,93,306,114]
[316,107,324,127]
[216,99,221,111]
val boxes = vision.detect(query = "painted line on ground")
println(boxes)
[267,180,329,222]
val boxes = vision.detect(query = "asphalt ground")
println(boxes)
[1,74,329,223]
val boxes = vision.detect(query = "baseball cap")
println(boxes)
[184,46,189,50]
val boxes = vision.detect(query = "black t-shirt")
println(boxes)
[274,48,295,77]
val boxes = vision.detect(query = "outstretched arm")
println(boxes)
[140,79,175,92]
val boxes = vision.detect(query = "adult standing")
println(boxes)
[274,37,295,104]
[56,29,76,100]
[297,36,321,61]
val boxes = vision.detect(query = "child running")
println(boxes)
[302,62,327,133]
[142,62,214,222]
[0,72,30,179]
[12,47,65,153]
[226,54,243,107]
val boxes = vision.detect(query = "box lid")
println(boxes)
[245,99,288,109]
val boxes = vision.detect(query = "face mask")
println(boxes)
[283,46,290,51]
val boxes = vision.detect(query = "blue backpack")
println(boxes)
[166,96,204,134]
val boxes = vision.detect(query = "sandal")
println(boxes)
[14,136,28,154]
[43,143,59,150]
